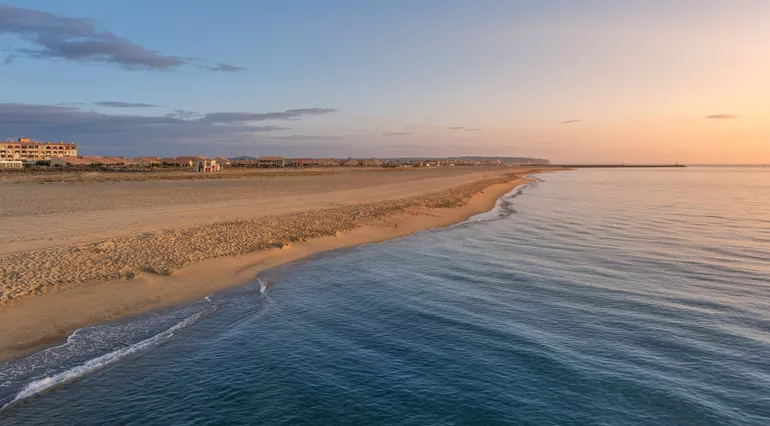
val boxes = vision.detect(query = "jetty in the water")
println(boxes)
[554,164,687,168]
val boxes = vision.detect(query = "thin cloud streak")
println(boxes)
[0,4,244,72]
[166,110,201,119]
[94,101,160,108]
[560,120,583,124]
[270,135,342,141]
[201,109,337,124]
[206,63,248,72]
[705,114,739,120]
[383,132,412,136]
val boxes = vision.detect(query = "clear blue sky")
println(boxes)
[1,0,768,162]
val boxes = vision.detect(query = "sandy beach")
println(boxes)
[0,166,557,361]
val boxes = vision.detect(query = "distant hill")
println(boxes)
[446,156,551,165]
[228,155,550,165]
[381,156,551,165]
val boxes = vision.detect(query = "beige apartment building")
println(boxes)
[0,137,78,163]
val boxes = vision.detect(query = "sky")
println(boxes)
[1,0,768,163]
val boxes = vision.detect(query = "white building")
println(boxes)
[193,157,220,172]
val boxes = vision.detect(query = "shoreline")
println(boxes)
[0,171,552,362]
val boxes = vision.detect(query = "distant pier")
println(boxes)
[554,164,686,168]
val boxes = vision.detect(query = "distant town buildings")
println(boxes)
[0,137,550,171]
[160,156,198,167]
[229,159,258,167]
[288,158,314,167]
[257,157,285,167]
[0,137,78,166]
[135,157,162,166]
[159,156,221,172]
[46,155,221,172]
[315,158,339,167]
[229,157,388,168]
[51,156,137,167]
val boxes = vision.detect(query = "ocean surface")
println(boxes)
[2,166,770,425]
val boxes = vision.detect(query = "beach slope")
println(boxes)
[0,167,556,361]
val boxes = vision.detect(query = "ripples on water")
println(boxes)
[1,167,769,425]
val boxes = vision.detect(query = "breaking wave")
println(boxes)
[1,306,217,412]
[0,278,272,412]
[458,177,538,226]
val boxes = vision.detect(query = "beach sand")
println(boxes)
[0,167,558,361]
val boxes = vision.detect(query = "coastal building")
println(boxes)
[193,157,219,172]
[214,156,231,167]
[361,158,382,167]
[288,158,314,167]
[50,156,136,167]
[160,157,196,167]
[0,160,23,169]
[175,156,198,167]
[230,159,258,167]
[50,156,98,167]
[452,159,480,166]
[257,157,285,167]
[314,158,339,167]
[343,157,360,167]
[0,137,78,163]
[133,156,162,166]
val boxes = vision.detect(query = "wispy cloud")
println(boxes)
[271,135,341,141]
[383,132,412,137]
[448,126,465,130]
[94,101,160,108]
[560,120,583,124]
[166,109,201,119]
[704,114,739,120]
[0,4,245,72]
[206,63,248,72]
[201,109,337,124]
[55,102,88,107]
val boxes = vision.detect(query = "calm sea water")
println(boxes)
[1,167,769,425]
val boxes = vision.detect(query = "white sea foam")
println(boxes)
[1,306,215,412]
[459,178,535,225]
[258,277,268,295]
[32,326,85,356]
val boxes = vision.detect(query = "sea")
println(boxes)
[1,166,769,425]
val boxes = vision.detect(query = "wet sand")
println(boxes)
[0,167,558,361]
